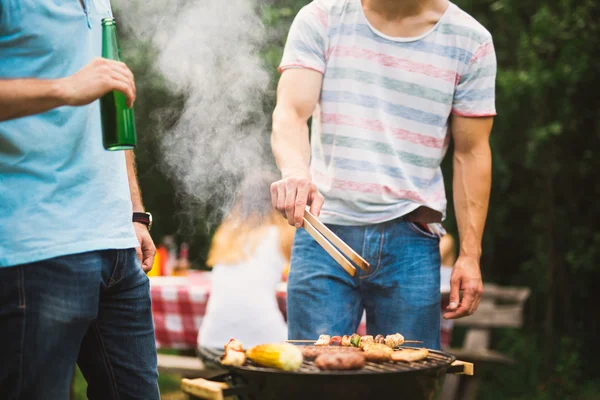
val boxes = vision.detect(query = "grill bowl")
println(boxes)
[211,346,457,400]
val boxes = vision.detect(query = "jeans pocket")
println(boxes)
[406,221,440,240]
[107,250,127,287]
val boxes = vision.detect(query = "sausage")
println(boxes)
[315,352,366,371]
[361,343,393,363]
[391,348,429,362]
[301,346,362,360]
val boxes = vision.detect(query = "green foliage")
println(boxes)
[450,0,600,398]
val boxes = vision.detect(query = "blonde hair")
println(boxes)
[206,171,295,267]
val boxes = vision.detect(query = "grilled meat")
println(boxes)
[330,336,342,346]
[221,338,246,366]
[385,333,405,348]
[361,343,394,363]
[374,334,385,344]
[301,346,362,360]
[359,335,374,349]
[391,348,429,362]
[341,335,351,347]
[315,335,330,346]
[315,352,366,371]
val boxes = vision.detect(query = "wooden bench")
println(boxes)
[440,283,531,400]
[158,354,205,378]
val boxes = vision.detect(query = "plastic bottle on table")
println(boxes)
[174,242,190,276]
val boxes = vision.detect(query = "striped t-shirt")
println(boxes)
[279,0,497,226]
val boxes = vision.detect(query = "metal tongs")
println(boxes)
[302,208,370,276]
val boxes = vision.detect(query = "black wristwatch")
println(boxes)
[133,212,153,231]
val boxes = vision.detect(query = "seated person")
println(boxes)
[197,171,295,359]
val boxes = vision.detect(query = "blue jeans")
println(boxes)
[0,249,159,400]
[287,219,441,349]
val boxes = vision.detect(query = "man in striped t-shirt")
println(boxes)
[270,0,495,349]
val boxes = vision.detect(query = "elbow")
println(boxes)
[454,140,491,159]
[271,105,291,136]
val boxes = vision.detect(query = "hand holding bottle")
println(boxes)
[57,57,136,108]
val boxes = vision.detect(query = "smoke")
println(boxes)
[112,0,274,227]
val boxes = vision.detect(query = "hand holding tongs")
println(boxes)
[302,208,370,276]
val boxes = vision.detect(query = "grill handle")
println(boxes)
[181,377,248,400]
[447,360,474,375]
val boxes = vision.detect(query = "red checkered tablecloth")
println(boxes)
[150,271,452,350]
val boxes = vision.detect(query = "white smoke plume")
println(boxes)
[112,0,274,226]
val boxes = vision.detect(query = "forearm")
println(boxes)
[125,150,145,212]
[452,142,492,259]
[271,105,311,178]
[0,79,68,122]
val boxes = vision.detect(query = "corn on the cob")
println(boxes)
[246,343,304,371]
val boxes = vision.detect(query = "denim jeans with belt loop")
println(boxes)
[287,217,442,350]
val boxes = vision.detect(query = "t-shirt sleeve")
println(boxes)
[279,2,328,74]
[452,40,497,117]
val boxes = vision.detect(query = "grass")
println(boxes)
[71,356,185,400]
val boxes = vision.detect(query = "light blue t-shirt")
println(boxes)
[0,0,138,267]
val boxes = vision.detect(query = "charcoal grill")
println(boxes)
[186,346,472,400]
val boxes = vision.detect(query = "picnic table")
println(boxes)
[150,270,453,350]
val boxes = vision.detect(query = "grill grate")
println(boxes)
[239,347,454,375]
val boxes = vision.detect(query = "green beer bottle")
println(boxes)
[100,17,137,151]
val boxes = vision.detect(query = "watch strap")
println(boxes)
[133,212,151,228]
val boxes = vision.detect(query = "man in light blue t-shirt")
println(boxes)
[0,1,159,399]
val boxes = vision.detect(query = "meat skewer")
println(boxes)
[289,332,420,347]
[385,333,405,348]
[314,335,330,346]
[330,336,342,346]
[341,335,351,346]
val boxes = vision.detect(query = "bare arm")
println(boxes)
[0,58,136,122]
[444,115,493,319]
[125,150,156,272]
[0,80,66,121]
[270,68,325,227]
[125,150,144,212]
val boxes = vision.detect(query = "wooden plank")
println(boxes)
[440,374,461,400]
[452,305,525,328]
[447,348,515,365]
[459,326,489,400]
[158,354,205,377]
[450,360,474,376]
[181,378,227,400]
[480,284,531,303]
